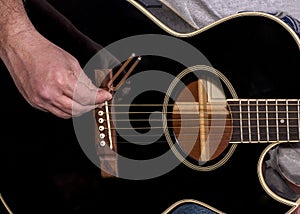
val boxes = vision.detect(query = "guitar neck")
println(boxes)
[228,99,300,143]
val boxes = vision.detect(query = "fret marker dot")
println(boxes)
[280,119,285,124]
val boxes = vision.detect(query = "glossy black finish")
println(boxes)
[1,1,299,213]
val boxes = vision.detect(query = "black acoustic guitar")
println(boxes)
[84,2,300,212]
[1,1,300,213]
[91,1,300,176]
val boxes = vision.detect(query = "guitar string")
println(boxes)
[99,122,300,136]
[97,102,300,136]
[98,116,300,128]
[103,132,299,143]
[99,122,300,133]
[102,112,299,116]
[103,104,300,108]
[101,134,299,144]
[105,132,299,137]
[104,126,299,131]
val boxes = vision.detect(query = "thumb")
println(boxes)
[95,88,112,105]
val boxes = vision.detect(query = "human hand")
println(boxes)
[0,29,112,119]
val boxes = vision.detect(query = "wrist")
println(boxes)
[0,1,35,57]
[0,22,35,58]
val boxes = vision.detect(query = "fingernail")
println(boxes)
[106,92,112,100]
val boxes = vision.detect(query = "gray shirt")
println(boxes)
[161,0,300,29]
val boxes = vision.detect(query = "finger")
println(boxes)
[68,64,112,105]
[49,90,104,117]
[71,101,98,117]
[71,80,112,106]
[35,101,72,119]
[43,94,97,118]
[49,107,72,119]
[24,90,73,119]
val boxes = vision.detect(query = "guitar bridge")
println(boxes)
[94,69,118,178]
[94,54,141,178]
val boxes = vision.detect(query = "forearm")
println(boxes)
[0,0,113,118]
[25,0,102,65]
[23,0,119,68]
[0,0,35,55]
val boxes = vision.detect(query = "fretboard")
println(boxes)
[228,99,300,143]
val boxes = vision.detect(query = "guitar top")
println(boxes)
[1,0,300,214]
[93,0,300,212]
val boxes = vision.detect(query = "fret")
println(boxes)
[256,100,260,142]
[241,100,249,142]
[227,100,241,142]
[286,100,290,141]
[276,100,279,141]
[248,99,251,142]
[258,100,268,142]
[267,100,278,142]
[228,99,300,143]
[288,100,299,141]
[265,100,269,142]
[249,100,258,142]
[298,100,300,140]
[277,100,288,141]
[239,99,243,142]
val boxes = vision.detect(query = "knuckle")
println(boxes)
[69,57,80,69]
[38,87,52,101]
[54,74,68,88]
[29,93,44,107]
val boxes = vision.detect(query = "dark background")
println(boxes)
[1,0,298,213]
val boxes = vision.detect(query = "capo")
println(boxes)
[111,54,142,91]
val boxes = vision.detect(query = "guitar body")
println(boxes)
[94,1,300,173]
[108,1,300,213]
[90,1,300,212]
[1,1,300,213]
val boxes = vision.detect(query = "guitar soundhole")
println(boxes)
[172,80,232,163]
